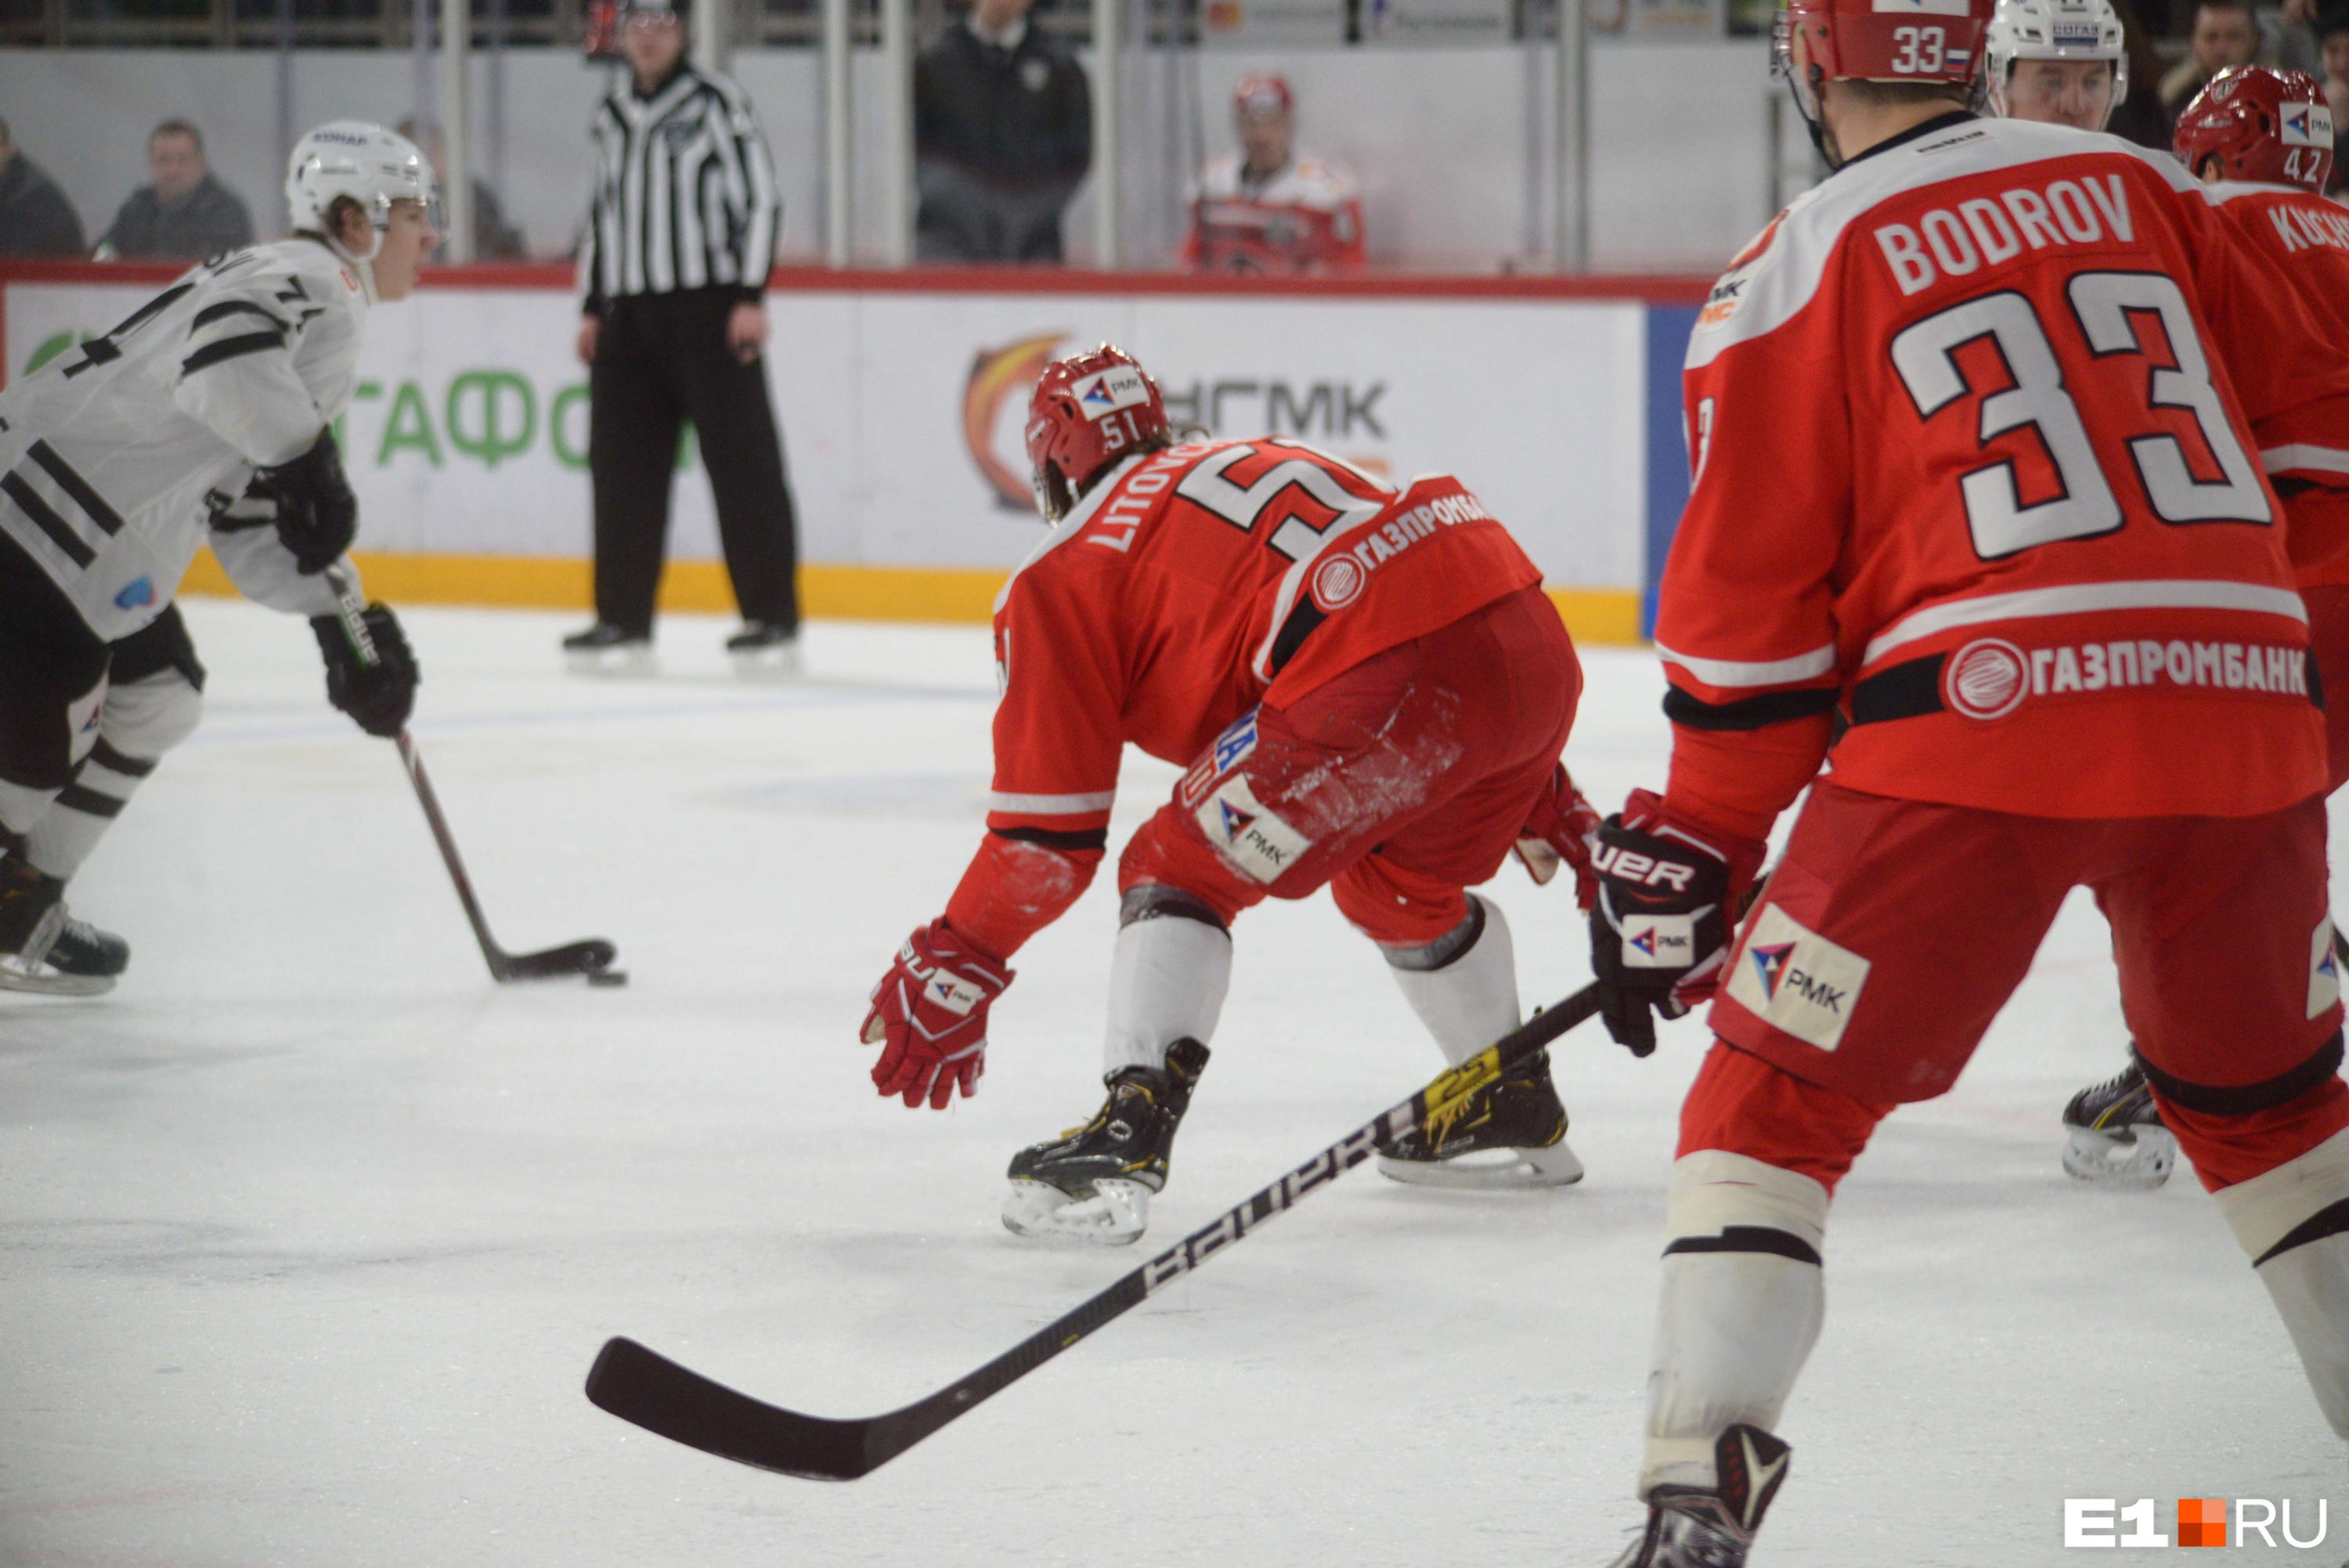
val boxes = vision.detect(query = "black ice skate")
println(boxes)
[1002,1038,1210,1245]
[45,910,128,989]
[1604,1426,1792,1568]
[2062,1060,2175,1190]
[1374,1047,1585,1190]
[562,622,655,677]
[0,862,110,997]
[724,621,800,679]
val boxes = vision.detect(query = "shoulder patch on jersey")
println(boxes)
[1696,214,1784,334]
[1724,904,1871,1051]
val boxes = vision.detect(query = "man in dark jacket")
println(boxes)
[0,118,87,258]
[96,121,255,262]
[914,0,1091,263]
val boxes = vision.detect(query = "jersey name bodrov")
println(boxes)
[1662,114,2349,824]
[983,436,1544,843]
[0,238,369,640]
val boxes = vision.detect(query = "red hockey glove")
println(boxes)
[1513,763,1603,910]
[1586,790,1766,1058]
[861,921,1015,1110]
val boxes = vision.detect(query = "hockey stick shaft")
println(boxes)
[322,568,509,971]
[392,731,513,971]
[585,979,1604,1479]
[323,568,615,982]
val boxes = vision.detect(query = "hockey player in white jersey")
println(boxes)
[1983,0,2129,130]
[0,121,434,994]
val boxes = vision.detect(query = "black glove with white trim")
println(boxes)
[251,428,359,575]
[1586,789,1765,1057]
[311,602,417,738]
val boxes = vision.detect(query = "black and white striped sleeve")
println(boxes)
[579,99,617,315]
[721,87,780,296]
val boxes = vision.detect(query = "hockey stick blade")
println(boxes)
[589,1338,886,1479]
[493,938,619,982]
[584,980,1603,1480]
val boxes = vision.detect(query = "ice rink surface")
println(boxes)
[3,600,2343,1567]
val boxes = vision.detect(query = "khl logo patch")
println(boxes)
[1193,774,1312,885]
[1723,905,1871,1052]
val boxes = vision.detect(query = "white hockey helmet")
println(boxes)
[285,121,439,260]
[1986,0,2130,116]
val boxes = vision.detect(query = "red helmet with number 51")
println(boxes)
[2175,67,2336,192]
[1024,344,1171,522]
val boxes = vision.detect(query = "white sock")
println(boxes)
[1384,896,1520,1065]
[1641,1151,1830,1497]
[1103,910,1232,1075]
[2215,1127,2349,1440]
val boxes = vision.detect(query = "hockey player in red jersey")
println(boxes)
[859,344,1593,1244]
[1180,76,1366,276]
[1582,1,2349,1559]
[2055,68,2349,1187]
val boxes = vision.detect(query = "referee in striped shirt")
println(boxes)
[570,0,802,675]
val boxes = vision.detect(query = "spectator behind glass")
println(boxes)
[96,121,255,261]
[2320,6,2349,189]
[913,0,1092,263]
[395,117,528,259]
[1182,74,1365,275]
[0,117,87,258]
[2161,0,2262,118]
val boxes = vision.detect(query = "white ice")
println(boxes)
[2,600,2341,1568]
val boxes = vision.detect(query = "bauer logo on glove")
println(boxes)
[1590,842,1700,890]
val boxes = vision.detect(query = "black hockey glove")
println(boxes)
[312,603,418,738]
[251,429,359,575]
[1586,789,1765,1057]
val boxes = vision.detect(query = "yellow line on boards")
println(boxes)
[177,551,1647,646]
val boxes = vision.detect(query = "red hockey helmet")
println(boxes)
[2175,67,2336,190]
[1023,344,1170,521]
[1235,73,1294,121]
[1775,0,1994,150]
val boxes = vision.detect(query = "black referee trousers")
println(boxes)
[587,287,800,636]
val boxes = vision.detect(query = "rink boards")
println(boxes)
[0,263,1709,644]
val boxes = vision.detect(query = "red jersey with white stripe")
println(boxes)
[2199,180,2349,589]
[1659,113,2349,830]
[983,436,1542,845]
[1181,155,1366,276]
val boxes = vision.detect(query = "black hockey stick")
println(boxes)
[583,980,1603,1479]
[326,569,624,986]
